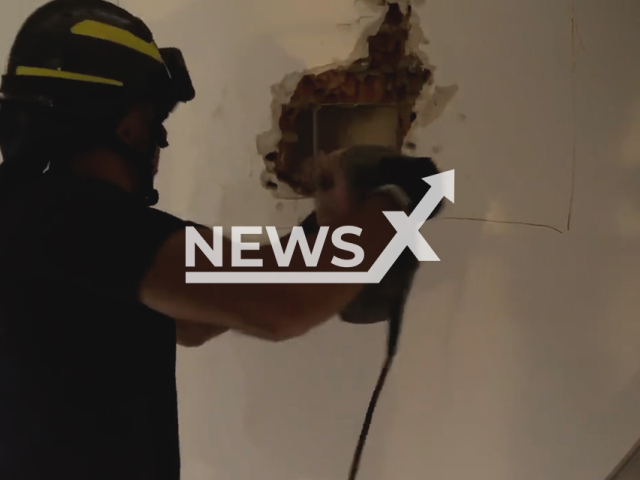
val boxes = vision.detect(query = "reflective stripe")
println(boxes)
[15,66,123,86]
[71,19,164,63]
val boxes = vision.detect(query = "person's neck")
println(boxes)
[63,148,141,194]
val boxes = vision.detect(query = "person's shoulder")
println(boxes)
[1,172,185,228]
[41,172,134,205]
[4,172,127,210]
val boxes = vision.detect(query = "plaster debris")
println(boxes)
[257,1,457,198]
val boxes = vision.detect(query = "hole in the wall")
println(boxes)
[261,2,433,197]
[283,107,315,168]
[316,104,402,152]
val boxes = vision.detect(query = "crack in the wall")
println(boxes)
[438,217,564,235]
[256,1,458,199]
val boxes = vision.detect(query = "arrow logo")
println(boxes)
[186,170,454,284]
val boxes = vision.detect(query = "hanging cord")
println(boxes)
[299,212,420,480]
[347,255,418,480]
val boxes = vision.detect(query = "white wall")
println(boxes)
[3,1,640,479]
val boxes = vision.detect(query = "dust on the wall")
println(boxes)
[256,0,457,199]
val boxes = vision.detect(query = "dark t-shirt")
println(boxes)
[0,171,192,480]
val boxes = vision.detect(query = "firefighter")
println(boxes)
[0,1,444,478]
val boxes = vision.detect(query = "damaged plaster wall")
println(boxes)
[4,1,640,480]
[256,2,457,200]
[119,1,640,479]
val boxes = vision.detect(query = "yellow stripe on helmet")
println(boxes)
[15,66,123,86]
[71,20,164,63]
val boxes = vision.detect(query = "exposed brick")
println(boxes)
[269,3,431,195]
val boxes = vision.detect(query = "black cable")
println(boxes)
[299,211,416,480]
[347,344,397,480]
[347,261,416,480]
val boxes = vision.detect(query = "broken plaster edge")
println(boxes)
[402,8,458,153]
[256,0,457,199]
[357,0,427,15]
[256,6,388,200]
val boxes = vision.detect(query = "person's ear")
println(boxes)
[115,103,152,152]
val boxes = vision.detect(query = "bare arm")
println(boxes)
[139,192,401,342]
[175,320,229,348]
